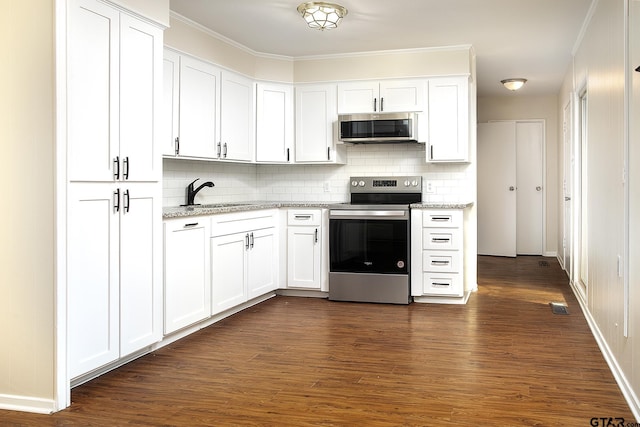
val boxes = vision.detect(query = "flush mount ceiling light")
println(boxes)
[501,78,527,91]
[297,2,348,31]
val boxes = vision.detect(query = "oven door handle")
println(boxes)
[329,210,407,218]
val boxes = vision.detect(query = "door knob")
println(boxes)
[509,186,515,191]
[565,196,571,201]
[536,186,542,191]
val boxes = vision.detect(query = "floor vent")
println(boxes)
[539,260,550,267]
[549,302,569,315]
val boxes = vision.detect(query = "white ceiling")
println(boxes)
[169,0,593,97]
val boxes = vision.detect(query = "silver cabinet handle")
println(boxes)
[432,237,451,243]
[431,260,450,265]
[123,157,129,180]
[223,143,228,158]
[175,137,180,155]
[245,233,250,250]
[380,97,384,112]
[431,216,451,222]
[113,156,120,180]
[250,232,254,249]
[124,189,130,213]
[314,228,318,243]
[217,142,222,158]
[294,215,312,220]
[113,189,120,213]
[373,98,377,112]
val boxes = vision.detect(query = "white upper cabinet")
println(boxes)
[295,84,345,163]
[68,0,161,182]
[175,53,221,159]
[161,49,180,157]
[220,71,255,162]
[426,76,470,162]
[256,83,293,163]
[337,79,425,114]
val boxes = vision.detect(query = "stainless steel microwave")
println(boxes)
[338,112,418,143]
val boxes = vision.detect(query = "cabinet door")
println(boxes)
[287,226,321,289]
[162,50,180,157]
[220,72,254,161]
[247,228,278,299]
[295,84,337,162]
[179,55,220,158]
[67,0,119,182]
[427,77,469,162]
[380,79,425,112]
[164,218,211,334]
[120,184,162,354]
[337,81,378,113]
[211,232,248,314]
[256,83,293,163]
[119,15,162,182]
[67,183,120,378]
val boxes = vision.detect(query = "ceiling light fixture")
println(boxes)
[501,78,527,91]
[297,2,348,31]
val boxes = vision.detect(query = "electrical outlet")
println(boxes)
[323,182,330,192]
[425,181,435,194]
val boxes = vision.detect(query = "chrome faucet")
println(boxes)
[185,178,215,206]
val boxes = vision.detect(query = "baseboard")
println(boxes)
[569,280,640,421]
[0,394,56,414]
[544,250,557,257]
[413,291,471,304]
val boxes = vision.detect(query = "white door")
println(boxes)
[162,49,180,156]
[515,122,544,255]
[220,71,254,161]
[211,232,247,314]
[164,219,211,334]
[179,55,220,158]
[67,183,120,378]
[287,226,321,289]
[119,184,161,356]
[295,84,336,162]
[256,83,293,163]
[379,80,425,112]
[119,15,162,182]
[67,0,119,182]
[477,122,517,256]
[247,228,278,299]
[563,101,573,277]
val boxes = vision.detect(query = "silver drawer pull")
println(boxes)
[432,238,451,243]
[432,282,451,287]
[294,215,312,220]
[431,260,450,265]
[431,216,451,222]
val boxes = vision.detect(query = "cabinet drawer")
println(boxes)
[422,250,461,273]
[211,209,278,237]
[422,272,463,297]
[287,209,322,226]
[422,210,462,228]
[423,228,461,250]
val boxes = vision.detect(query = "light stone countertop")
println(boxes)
[163,200,474,219]
[162,201,335,219]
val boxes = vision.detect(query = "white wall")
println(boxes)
[477,95,559,255]
[560,0,639,416]
[0,0,56,411]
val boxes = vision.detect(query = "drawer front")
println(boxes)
[287,209,322,226]
[211,209,278,237]
[423,228,462,250]
[422,210,463,228]
[422,272,463,296]
[422,250,461,273]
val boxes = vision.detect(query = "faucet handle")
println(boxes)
[188,178,199,188]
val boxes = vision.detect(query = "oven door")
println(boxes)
[329,210,409,274]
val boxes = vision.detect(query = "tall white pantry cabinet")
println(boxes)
[66,0,163,379]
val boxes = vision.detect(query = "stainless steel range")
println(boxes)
[328,176,422,304]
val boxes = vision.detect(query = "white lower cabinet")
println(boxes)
[210,210,278,314]
[411,209,465,301]
[163,218,211,334]
[286,209,323,289]
[68,182,161,378]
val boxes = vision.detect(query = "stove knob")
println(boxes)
[358,180,365,187]
[412,180,419,187]
[351,180,358,187]
[404,180,410,187]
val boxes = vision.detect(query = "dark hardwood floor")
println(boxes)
[2,256,635,426]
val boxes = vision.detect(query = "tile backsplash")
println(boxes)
[163,144,474,207]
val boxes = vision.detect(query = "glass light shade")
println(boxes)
[297,2,348,30]
[501,78,527,91]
